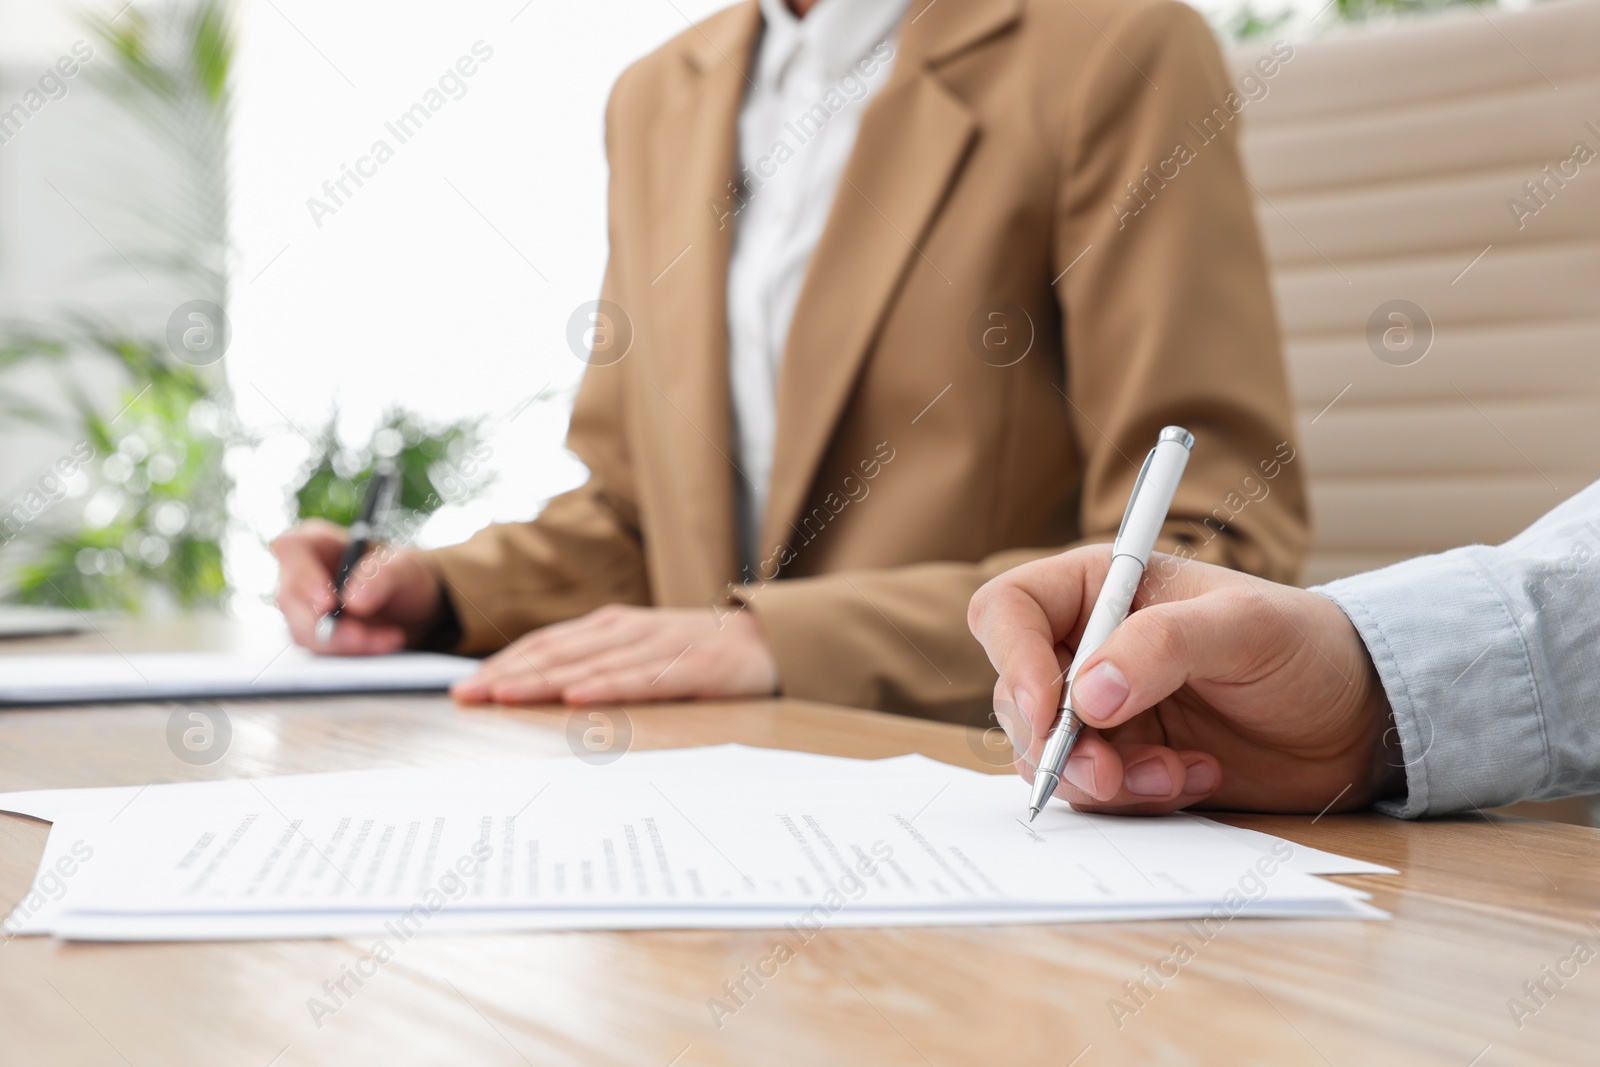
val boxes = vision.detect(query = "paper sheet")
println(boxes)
[0,605,102,638]
[0,746,949,822]
[0,747,959,936]
[1195,819,1396,876]
[0,649,478,705]
[0,746,1401,879]
[0,746,1389,941]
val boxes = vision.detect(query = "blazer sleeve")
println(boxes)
[1317,480,1600,818]
[1056,0,1308,587]
[423,90,652,655]
[733,2,1308,723]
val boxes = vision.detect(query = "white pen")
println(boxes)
[1028,426,1194,821]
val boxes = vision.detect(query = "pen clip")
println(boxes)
[1114,448,1156,552]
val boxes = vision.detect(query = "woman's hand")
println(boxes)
[450,605,779,706]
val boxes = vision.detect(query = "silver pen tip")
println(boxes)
[314,615,335,643]
[1027,805,1040,823]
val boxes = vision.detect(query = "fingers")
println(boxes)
[1039,734,1223,815]
[270,519,350,574]
[273,521,425,655]
[459,669,559,706]
[969,551,1106,746]
[272,523,346,649]
[989,680,1039,764]
[321,620,410,656]
[563,608,776,705]
[1067,591,1269,731]
[969,545,1233,749]
[562,650,697,705]
[338,547,403,617]
[469,610,632,689]
[277,577,408,655]
[453,605,777,707]
[452,608,650,704]
[458,640,674,705]
[276,581,330,650]
[451,642,560,704]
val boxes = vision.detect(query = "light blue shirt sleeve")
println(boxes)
[1314,480,1600,818]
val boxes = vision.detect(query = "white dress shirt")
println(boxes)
[726,0,911,572]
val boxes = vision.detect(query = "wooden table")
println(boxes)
[1,622,1596,1066]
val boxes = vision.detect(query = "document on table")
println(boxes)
[0,745,1399,875]
[0,649,478,705]
[0,605,104,638]
[0,746,1391,941]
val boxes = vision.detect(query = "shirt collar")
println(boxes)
[753,0,913,90]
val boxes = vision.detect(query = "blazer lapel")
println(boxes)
[759,0,1023,557]
[639,3,762,593]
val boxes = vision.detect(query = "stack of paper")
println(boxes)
[0,746,1393,942]
[0,649,478,705]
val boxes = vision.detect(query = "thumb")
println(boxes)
[1068,592,1257,730]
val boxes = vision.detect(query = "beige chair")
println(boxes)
[1228,0,1600,586]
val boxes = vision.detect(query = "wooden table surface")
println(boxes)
[1,621,1596,1066]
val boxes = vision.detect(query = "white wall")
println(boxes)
[222,0,730,620]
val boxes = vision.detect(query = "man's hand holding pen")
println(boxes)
[968,545,1405,816]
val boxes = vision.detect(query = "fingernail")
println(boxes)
[1125,758,1174,797]
[1073,661,1129,722]
[1062,753,1097,796]
[1183,759,1218,795]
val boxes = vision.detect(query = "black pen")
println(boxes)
[315,463,396,642]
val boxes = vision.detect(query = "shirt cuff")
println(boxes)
[1314,547,1551,818]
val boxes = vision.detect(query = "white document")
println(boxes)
[0,746,952,822]
[0,649,478,705]
[0,605,104,638]
[0,749,1397,879]
[0,784,145,822]
[1195,819,1396,876]
[3,812,1391,939]
[0,747,960,937]
[0,746,1387,941]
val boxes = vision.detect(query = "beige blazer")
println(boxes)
[428,0,1309,724]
